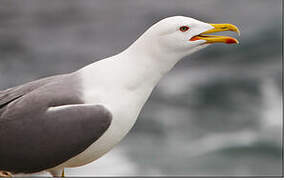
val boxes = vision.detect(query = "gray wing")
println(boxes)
[0,74,66,110]
[0,74,112,174]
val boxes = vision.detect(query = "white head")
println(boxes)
[128,16,239,61]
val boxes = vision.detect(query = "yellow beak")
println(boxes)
[190,24,240,44]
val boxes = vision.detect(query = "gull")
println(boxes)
[0,16,239,177]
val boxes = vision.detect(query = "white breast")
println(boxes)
[61,91,142,168]
[54,57,155,168]
[50,43,172,170]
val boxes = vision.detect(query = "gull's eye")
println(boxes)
[179,26,190,32]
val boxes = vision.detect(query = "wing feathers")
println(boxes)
[0,73,112,174]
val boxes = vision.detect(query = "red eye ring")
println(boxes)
[179,26,189,32]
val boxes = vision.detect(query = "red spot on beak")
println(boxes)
[225,38,238,44]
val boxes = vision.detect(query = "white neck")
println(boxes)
[118,46,180,91]
[80,37,183,99]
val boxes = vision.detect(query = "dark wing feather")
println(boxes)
[0,74,66,109]
[0,73,112,174]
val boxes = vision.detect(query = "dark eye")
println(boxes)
[179,26,189,32]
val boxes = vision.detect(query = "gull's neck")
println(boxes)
[80,37,183,95]
[119,45,181,89]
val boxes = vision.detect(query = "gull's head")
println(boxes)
[134,16,240,59]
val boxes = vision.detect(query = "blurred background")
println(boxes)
[0,0,282,177]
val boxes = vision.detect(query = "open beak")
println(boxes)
[190,24,240,44]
